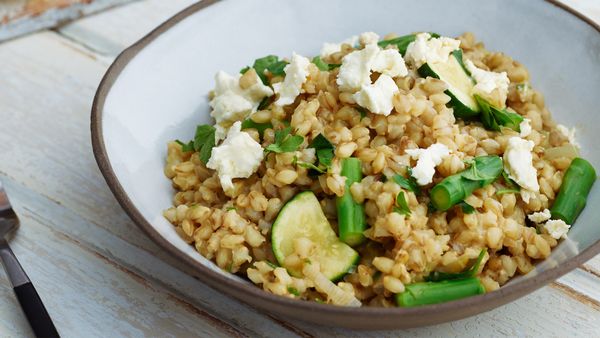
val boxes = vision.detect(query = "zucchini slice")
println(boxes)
[418,50,480,118]
[271,191,359,281]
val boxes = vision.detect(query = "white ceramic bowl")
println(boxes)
[92,0,600,329]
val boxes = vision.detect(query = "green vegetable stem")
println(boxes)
[550,157,596,224]
[336,158,367,246]
[396,277,485,307]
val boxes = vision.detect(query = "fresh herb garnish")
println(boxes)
[225,206,237,211]
[425,249,486,282]
[248,55,289,85]
[458,201,476,214]
[265,126,304,153]
[496,171,521,195]
[287,287,300,296]
[311,56,341,71]
[394,191,411,216]
[462,158,499,181]
[175,124,216,164]
[241,118,273,138]
[392,173,420,194]
[474,95,524,132]
[309,134,335,168]
[356,106,368,119]
[240,66,250,74]
[294,156,327,174]
[377,34,416,54]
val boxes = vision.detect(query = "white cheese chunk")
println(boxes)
[528,208,551,223]
[405,143,451,185]
[206,121,264,192]
[353,74,399,116]
[273,53,311,106]
[520,118,532,138]
[404,33,461,68]
[359,31,380,46]
[503,137,539,201]
[337,44,407,92]
[320,35,359,57]
[544,219,571,239]
[210,71,273,141]
[557,124,580,148]
[464,59,509,106]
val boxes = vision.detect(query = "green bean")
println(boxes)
[550,158,596,224]
[336,158,366,246]
[396,277,485,307]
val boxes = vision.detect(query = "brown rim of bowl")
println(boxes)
[91,0,600,321]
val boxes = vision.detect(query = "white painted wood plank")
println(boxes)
[0,0,138,42]
[58,0,198,56]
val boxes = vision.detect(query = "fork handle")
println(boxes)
[14,282,60,338]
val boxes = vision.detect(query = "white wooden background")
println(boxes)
[1,0,600,337]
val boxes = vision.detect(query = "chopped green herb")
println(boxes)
[462,158,500,181]
[474,95,524,132]
[265,261,279,269]
[225,206,237,211]
[392,174,420,194]
[296,160,326,174]
[356,106,368,119]
[257,95,274,110]
[265,126,304,153]
[496,171,520,195]
[459,201,476,214]
[287,287,300,296]
[394,191,411,216]
[309,134,335,168]
[175,124,216,164]
[240,66,250,74]
[241,118,273,138]
[251,55,289,84]
[175,140,195,153]
[425,249,486,282]
[311,56,341,71]
[377,34,416,54]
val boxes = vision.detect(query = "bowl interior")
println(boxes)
[98,0,600,307]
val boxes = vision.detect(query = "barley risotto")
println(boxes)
[163,31,595,307]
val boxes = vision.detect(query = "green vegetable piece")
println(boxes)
[356,106,368,119]
[175,125,216,164]
[426,249,486,282]
[474,95,524,132]
[240,66,250,74]
[311,56,341,71]
[396,277,485,307]
[309,134,335,168]
[265,127,304,153]
[241,118,273,138]
[378,34,416,54]
[287,287,300,296]
[392,174,420,194]
[496,171,520,196]
[337,158,367,246]
[550,158,597,224]
[394,191,411,216]
[252,55,289,84]
[459,201,476,214]
[175,140,195,153]
[430,156,503,211]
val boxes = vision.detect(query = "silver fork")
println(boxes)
[0,181,59,337]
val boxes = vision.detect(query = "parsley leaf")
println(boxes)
[377,34,416,54]
[496,171,521,195]
[240,66,250,74]
[250,55,289,85]
[309,134,335,168]
[392,174,420,194]
[461,156,503,182]
[474,94,524,132]
[175,124,216,164]
[241,118,272,138]
[394,191,411,216]
[311,56,341,71]
[356,106,368,119]
[458,201,476,214]
[426,249,487,282]
[287,287,300,297]
[293,156,327,174]
[265,127,304,153]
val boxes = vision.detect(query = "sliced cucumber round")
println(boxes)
[271,191,359,281]
[418,50,480,119]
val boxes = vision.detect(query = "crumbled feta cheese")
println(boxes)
[557,124,580,148]
[359,31,380,46]
[337,44,407,92]
[371,49,408,78]
[528,208,551,223]
[206,121,264,192]
[320,35,359,57]
[520,118,532,137]
[273,53,311,106]
[210,71,273,140]
[404,33,461,67]
[353,74,399,116]
[464,59,509,106]
[405,143,451,185]
[544,219,571,239]
[503,137,539,200]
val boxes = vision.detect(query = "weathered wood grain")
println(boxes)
[0,0,138,42]
[0,0,598,336]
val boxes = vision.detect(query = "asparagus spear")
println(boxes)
[550,158,596,224]
[337,158,366,246]
[430,156,503,211]
[396,277,485,307]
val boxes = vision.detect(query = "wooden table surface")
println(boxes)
[1,0,599,337]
